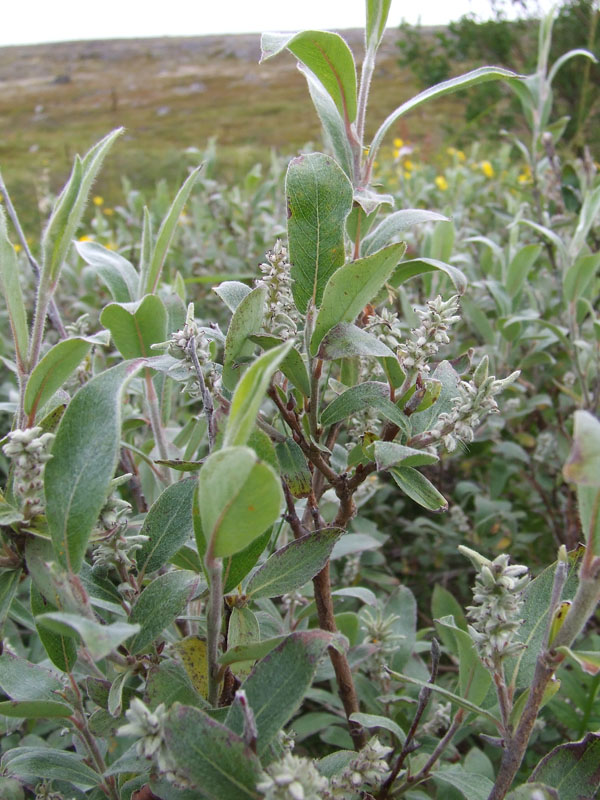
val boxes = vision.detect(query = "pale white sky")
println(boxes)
[1,0,547,47]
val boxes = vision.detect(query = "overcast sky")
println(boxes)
[1,0,547,47]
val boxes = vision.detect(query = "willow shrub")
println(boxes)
[0,3,599,800]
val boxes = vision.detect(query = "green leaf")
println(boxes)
[223,528,272,594]
[30,583,78,673]
[556,646,600,676]
[349,712,405,742]
[387,257,467,296]
[42,128,123,287]
[246,528,341,599]
[366,0,392,49]
[0,652,63,700]
[373,441,439,470]
[24,337,92,421]
[563,411,600,488]
[435,615,491,706]
[506,554,580,689]
[431,584,468,652]
[369,67,517,160]
[225,630,334,756]
[300,64,354,179]
[226,606,261,678]
[0,569,20,632]
[162,704,262,800]
[129,571,203,654]
[75,240,139,302]
[353,185,394,216]
[0,699,73,718]
[219,635,288,667]
[136,478,197,578]
[461,294,496,345]
[252,336,311,396]
[213,280,252,312]
[104,744,150,777]
[275,438,312,498]
[35,612,140,660]
[333,586,377,605]
[530,733,600,800]
[388,669,500,725]
[281,346,311,396]
[432,764,494,800]
[2,747,101,789]
[100,294,167,359]
[509,678,560,728]
[311,243,406,353]
[198,446,282,559]
[155,458,204,472]
[224,341,292,448]
[385,585,417,670]
[390,466,448,511]
[0,206,29,369]
[570,184,600,260]
[362,209,448,257]
[143,166,202,294]
[261,31,357,123]
[409,360,461,436]
[321,381,408,432]
[223,285,266,391]
[575,485,600,557]
[286,153,353,314]
[146,659,207,710]
[317,322,394,360]
[506,244,542,298]
[331,532,382,559]
[0,494,23,525]
[45,359,145,571]
[0,777,24,800]
[107,668,131,717]
[549,47,597,86]
[563,253,600,304]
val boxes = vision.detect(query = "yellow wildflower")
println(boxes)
[435,175,449,191]
[105,241,117,250]
[13,243,22,253]
[393,149,401,159]
[446,146,457,156]
[393,137,404,148]
[457,150,466,162]
[404,159,414,171]
[92,196,104,206]
[78,235,94,242]
[404,171,412,180]
[517,165,532,184]
[481,161,495,179]
[103,207,114,216]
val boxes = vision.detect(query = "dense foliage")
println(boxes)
[0,4,599,800]
[396,0,600,147]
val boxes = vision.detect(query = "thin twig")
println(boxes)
[282,482,310,539]
[188,336,216,451]
[378,639,441,799]
[144,370,171,484]
[205,552,224,707]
